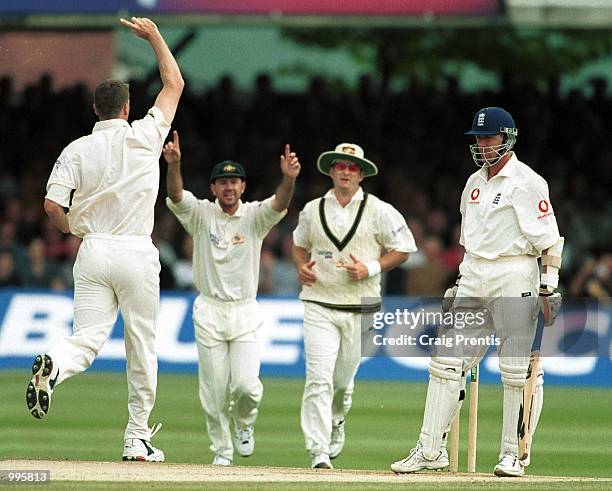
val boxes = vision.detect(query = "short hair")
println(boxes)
[94,80,129,120]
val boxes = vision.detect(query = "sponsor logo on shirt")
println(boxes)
[469,187,480,204]
[537,199,554,219]
[210,232,221,247]
[316,249,333,260]
[54,159,64,168]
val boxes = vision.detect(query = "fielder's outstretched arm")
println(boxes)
[163,130,184,203]
[271,144,301,212]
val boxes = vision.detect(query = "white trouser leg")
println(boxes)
[301,303,342,456]
[113,240,160,441]
[331,311,362,423]
[197,339,233,460]
[229,330,263,429]
[47,239,118,384]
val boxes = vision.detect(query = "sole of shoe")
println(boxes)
[329,446,343,460]
[391,462,448,474]
[122,456,165,463]
[313,462,333,469]
[26,355,54,420]
[494,467,524,477]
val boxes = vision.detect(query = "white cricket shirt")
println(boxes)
[459,153,560,259]
[293,187,416,306]
[45,106,170,238]
[166,191,286,301]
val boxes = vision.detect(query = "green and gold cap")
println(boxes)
[210,160,246,182]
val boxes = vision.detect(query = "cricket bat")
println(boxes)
[517,317,544,461]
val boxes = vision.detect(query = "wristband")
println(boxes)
[365,260,381,277]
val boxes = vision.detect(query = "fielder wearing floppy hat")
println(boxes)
[210,160,246,182]
[317,143,378,177]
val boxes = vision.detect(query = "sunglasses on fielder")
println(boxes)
[333,161,361,172]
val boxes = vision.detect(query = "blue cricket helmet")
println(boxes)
[466,107,518,167]
[465,107,518,137]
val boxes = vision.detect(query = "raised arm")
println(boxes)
[120,17,184,123]
[163,130,184,203]
[271,144,301,212]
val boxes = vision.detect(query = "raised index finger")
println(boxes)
[119,18,135,28]
[284,144,291,159]
[173,130,180,146]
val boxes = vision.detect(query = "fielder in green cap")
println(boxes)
[163,130,301,465]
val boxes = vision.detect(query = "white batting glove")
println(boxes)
[442,285,458,313]
[539,292,562,326]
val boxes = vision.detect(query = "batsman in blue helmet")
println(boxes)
[391,107,564,477]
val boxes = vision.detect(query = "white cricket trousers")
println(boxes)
[47,233,160,441]
[193,296,264,460]
[301,302,362,457]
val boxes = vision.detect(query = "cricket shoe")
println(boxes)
[329,418,345,459]
[212,455,232,466]
[494,454,525,477]
[234,426,255,457]
[122,423,165,462]
[391,441,449,473]
[26,354,58,420]
[311,453,333,469]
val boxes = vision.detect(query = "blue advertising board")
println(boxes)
[0,289,609,387]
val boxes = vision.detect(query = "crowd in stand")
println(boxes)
[0,72,610,298]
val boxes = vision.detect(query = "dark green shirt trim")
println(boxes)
[318,193,369,252]
[305,300,381,314]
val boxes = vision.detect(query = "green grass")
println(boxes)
[1,371,611,480]
[25,483,612,491]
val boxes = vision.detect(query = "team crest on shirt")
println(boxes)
[492,192,502,205]
[231,233,246,245]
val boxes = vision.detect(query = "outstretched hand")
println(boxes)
[280,144,301,179]
[163,130,181,165]
[119,17,160,41]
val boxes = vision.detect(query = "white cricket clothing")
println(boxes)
[166,191,286,302]
[293,188,416,307]
[167,189,285,459]
[301,302,362,457]
[47,234,160,440]
[43,106,169,442]
[195,323,263,461]
[46,106,170,238]
[459,153,560,260]
[296,188,415,458]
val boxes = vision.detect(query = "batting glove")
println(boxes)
[539,292,562,326]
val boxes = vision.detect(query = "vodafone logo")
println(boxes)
[470,188,480,201]
[538,200,549,213]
